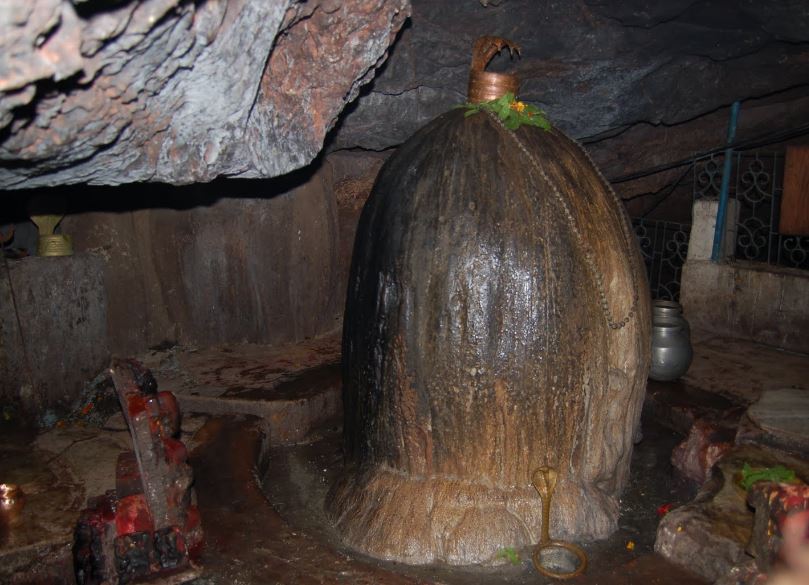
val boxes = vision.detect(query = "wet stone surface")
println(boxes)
[740,388,809,459]
[0,408,210,584]
[682,337,809,406]
[0,436,83,550]
[259,418,703,585]
[0,423,86,584]
[0,411,709,585]
[185,416,425,585]
[644,379,743,436]
[141,334,343,446]
[7,333,804,584]
[655,444,809,582]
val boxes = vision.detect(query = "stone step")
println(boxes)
[738,388,809,459]
[141,333,343,446]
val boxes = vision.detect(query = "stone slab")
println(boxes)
[747,388,809,446]
[735,387,809,460]
[680,336,809,405]
[681,259,809,356]
[142,334,343,446]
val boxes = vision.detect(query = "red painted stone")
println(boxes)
[748,480,809,572]
[74,359,201,584]
[671,418,736,484]
[115,452,143,499]
[115,494,154,536]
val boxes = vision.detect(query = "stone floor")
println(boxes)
[1,333,807,584]
[684,332,809,405]
[260,416,701,585]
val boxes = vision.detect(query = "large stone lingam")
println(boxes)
[327,37,651,565]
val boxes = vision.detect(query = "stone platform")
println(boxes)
[141,333,343,446]
[683,334,809,406]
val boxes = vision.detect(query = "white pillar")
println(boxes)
[687,198,739,261]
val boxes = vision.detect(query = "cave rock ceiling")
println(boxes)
[0,0,409,189]
[1,0,807,190]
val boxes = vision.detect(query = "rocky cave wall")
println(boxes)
[333,0,809,220]
[0,0,409,188]
[3,0,807,200]
[3,0,809,413]
[0,152,385,414]
[57,152,383,356]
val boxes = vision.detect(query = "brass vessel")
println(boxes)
[30,213,73,257]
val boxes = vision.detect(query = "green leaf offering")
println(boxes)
[459,92,551,131]
[496,547,520,565]
[740,463,797,490]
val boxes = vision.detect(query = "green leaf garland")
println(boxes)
[459,92,551,131]
[496,547,521,565]
[739,463,798,490]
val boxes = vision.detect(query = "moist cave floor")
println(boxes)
[256,417,703,585]
[12,331,807,584]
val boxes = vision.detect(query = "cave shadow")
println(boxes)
[0,154,327,225]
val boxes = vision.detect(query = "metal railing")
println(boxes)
[631,218,691,302]
[693,151,809,270]
[623,148,809,304]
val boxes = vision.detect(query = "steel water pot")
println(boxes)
[650,317,693,381]
[652,300,690,335]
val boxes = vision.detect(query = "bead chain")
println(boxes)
[485,111,639,330]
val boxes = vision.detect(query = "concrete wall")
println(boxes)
[0,254,109,415]
[62,164,345,356]
[681,199,809,353]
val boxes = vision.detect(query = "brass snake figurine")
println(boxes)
[531,467,588,579]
